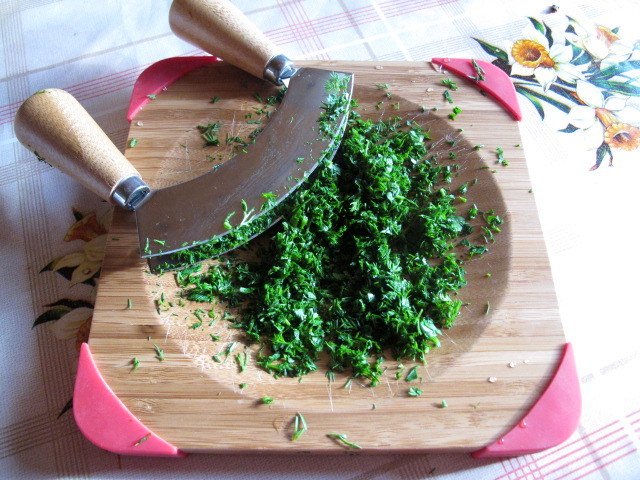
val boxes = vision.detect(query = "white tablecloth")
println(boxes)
[1,0,639,478]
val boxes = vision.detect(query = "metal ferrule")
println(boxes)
[111,175,150,210]
[263,54,296,86]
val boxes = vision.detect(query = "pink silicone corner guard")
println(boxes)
[127,55,220,121]
[431,58,522,121]
[472,343,581,458]
[73,343,186,457]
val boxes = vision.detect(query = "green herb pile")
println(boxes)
[174,102,494,385]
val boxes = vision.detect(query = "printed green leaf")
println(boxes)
[57,398,73,419]
[40,265,98,286]
[72,208,84,221]
[45,299,94,310]
[570,47,592,66]
[33,306,71,328]
[547,84,583,106]
[527,17,546,36]
[595,80,640,96]
[473,38,508,62]
[543,21,554,47]
[527,17,553,46]
[592,142,613,170]
[591,61,640,82]
[515,86,545,119]
[558,124,580,133]
[515,85,571,114]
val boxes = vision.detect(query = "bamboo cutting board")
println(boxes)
[84,59,571,455]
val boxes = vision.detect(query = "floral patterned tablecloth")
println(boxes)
[1,0,639,478]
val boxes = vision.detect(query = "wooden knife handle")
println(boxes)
[14,89,149,210]
[169,0,292,83]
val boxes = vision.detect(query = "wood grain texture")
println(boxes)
[88,61,565,453]
[169,0,278,80]
[14,89,140,201]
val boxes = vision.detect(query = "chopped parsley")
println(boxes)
[496,146,508,166]
[235,351,248,373]
[153,343,165,361]
[441,78,458,90]
[163,74,500,386]
[197,122,221,146]
[448,106,462,120]
[408,386,423,396]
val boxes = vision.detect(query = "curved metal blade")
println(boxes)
[136,68,353,259]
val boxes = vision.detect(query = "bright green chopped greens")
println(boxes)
[448,106,462,120]
[164,73,502,386]
[171,112,501,385]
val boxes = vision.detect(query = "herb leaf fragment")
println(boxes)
[408,386,423,396]
[130,357,140,371]
[441,78,458,90]
[291,413,308,441]
[153,343,165,361]
[405,366,419,382]
[327,433,362,450]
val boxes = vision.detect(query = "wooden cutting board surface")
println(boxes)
[89,60,565,453]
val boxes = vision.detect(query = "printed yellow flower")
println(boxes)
[508,26,586,90]
[50,234,107,286]
[568,80,640,150]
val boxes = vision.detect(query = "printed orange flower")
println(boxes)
[511,39,555,69]
[64,208,112,242]
[64,212,107,242]
[508,26,586,90]
[603,122,640,151]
